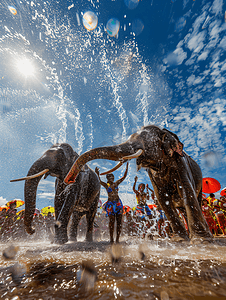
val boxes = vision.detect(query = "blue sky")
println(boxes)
[0,0,226,210]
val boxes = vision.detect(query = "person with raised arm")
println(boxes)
[95,162,129,243]
[133,176,153,219]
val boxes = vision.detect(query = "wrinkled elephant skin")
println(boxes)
[65,125,212,242]
[15,143,100,244]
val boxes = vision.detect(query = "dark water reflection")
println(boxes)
[1,238,226,299]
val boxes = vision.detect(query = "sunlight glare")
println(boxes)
[17,58,35,77]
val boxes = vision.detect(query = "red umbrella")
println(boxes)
[202,177,221,194]
[220,188,226,197]
[123,205,131,214]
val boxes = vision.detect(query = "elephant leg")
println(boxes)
[157,195,189,240]
[116,213,122,243]
[54,221,69,245]
[175,158,213,241]
[85,193,100,242]
[149,173,189,240]
[69,212,83,242]
[180,181,212,241]
[54,184,77,244]
[184,198,212,241]
[85,213,95,242]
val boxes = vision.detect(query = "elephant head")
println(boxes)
[11,143,78,235]
[64,125,183,184]
[64,125,212,241]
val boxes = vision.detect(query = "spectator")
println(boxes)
[0,201,17,239]
[207,193,216,208]
[213,202,226,235]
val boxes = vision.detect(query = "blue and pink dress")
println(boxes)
[105,184,123,216]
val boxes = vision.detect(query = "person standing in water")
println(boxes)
[133,176,153,219]
[95,162,129,243]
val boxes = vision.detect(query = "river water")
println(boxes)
[1,235,226,300]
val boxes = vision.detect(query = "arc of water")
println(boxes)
[135,63,150,127]
[100,50,129,141]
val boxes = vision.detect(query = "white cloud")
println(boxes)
[221,62,226,71]
[163,48,187,66]
[169,97,226,171]
[219,37,226,50]
[211,0,223,16]
[214,77,225,87]
[0,196,7,207]
[37,192,55,199]
[187,31,206,52]
[187,75,196,86]
[197,51,209,61]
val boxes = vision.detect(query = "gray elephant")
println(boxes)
[64,125,212,243]
[11,143,101,244]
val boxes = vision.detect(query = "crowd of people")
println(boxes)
[2,173,226,244]
[202,193,226,236]
[0,201,55,241]
[96,168,172,242]
[0,188,171,243]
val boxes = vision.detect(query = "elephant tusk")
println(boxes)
[101,150,143,175]
[122,149,143,160]
[100,162,124,175]
[10,169,49,182]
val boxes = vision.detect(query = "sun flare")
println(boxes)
[17,58,35,77]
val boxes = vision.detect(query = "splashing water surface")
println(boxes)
[1,236,226,299]
[1,0,226,299]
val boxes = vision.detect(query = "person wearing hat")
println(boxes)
[207,193,216,208]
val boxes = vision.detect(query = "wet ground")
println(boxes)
[1,236,226,300]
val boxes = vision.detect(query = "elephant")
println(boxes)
[10,143,101,244]
[64,125,212,242]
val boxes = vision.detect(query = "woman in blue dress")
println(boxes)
[95,163,128,243]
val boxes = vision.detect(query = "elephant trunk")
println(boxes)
[64,142,142,184]
[24,159,49,234]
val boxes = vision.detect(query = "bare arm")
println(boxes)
[95,167,108,189]
[133,176,139,195]
[116,162,129,185]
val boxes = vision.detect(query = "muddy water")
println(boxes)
[1,237,226,300]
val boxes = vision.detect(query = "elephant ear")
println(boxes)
[162,129,183,157]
